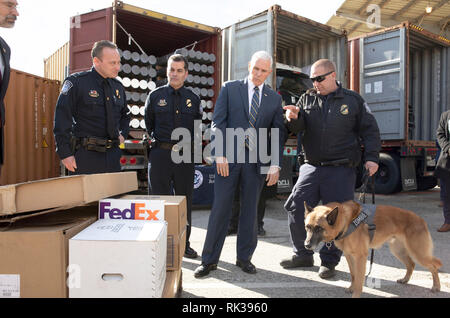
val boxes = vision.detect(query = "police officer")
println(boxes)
[53,40,130,175]
[144,54,202,259]
[282,59,381,279]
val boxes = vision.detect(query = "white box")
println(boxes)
[69,219,167,298]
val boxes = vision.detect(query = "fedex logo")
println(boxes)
[99,199,165,221]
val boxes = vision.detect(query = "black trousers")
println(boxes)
[70,146,122,175]
[148,147,195,249]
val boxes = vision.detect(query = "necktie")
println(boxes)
[246,86,260,150]
[102,79,118,139]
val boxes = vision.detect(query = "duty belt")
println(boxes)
[77,137,119,153]
[306,158,353,167]
[153,141,193,153]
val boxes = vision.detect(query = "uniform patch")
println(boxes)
[340,104,349,115]
[158,99,167,107]
[186,99,192,108]
[61,80,73,95]
[89,90,99,98]
[364,102,372,114]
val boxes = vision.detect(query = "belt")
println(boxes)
[154,141,182,152]
[77,137,119,153]
[306,158,353,167]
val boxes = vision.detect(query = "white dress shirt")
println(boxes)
[247,79,264,113]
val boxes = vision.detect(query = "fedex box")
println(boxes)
[99,199,165,221]
[69,219,167,298]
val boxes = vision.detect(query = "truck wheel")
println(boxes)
[373,153,401,194]
[417,176,437,191]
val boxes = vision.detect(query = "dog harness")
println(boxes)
[333,203,377,242]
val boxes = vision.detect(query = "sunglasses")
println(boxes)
[310,71,334,83]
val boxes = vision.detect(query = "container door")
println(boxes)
[359,28,406,140]
[222,11,273,86]
[69,8,113,74]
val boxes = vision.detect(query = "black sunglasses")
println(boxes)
[310,71,334,83]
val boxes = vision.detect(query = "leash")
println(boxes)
[359,169,376,279]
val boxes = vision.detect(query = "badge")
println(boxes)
[116,89,120,99]
[186,99,192,108]
[61,80,73,95]
[89,90,99,98]
[340,104,349,115]
[158,99,167,107]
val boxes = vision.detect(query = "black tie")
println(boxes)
[102,79,118,139]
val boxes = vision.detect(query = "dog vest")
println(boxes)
[334,204,377,242]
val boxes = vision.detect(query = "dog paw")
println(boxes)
[345,287,353,294]
[431,286,440,293]
[397,278,409,284]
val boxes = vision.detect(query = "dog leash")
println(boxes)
[359,169,376,279]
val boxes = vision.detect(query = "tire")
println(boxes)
[373,153,401,194]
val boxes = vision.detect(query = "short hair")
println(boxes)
[250,51,273,69]
[91,40,118,60]
[168,54,188,71]
[312,59,336,73]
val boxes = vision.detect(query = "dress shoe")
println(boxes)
[194,263,217,278]
[236,260,257,274]
[318,264,336,279]
[437,223,450,232]
[280,255,314,269]
[184,246,198,259]
[258,224,266,236]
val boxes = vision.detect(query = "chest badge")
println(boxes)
[158,99,167,107]
[89,90,99,98]
[340,104,349,115]
[186,99,192,108]
[115,89,121,99]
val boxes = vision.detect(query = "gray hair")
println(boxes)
[250,51,273,68]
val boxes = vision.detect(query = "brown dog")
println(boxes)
[304,200,442,298]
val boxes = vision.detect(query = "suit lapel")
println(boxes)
[240,78,250,121]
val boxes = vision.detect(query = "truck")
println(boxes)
[349,23,450,194]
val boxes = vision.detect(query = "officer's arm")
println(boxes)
[119,86,130,139]
[144,91,155,138]
[272,94,287,168]
[285,95,306,134]
[53,77,77,160]
[437,112,450,155]
[358,99,381,164]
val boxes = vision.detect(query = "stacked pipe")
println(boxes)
[155,48,216,141]
[117,49,158,130]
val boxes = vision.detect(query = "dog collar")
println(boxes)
[332,204,377,242]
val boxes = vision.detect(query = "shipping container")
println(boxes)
[349,22,450,193]
[44,42,70,84]
[222,5,348,193]
[1,69,61,185]
[66,1,221,188]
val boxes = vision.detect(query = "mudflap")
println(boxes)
[400,157,417,191]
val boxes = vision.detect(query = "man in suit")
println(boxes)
[194,51,286,278]
[0,0,19,175]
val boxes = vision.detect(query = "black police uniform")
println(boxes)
[284,82,381,269]
[144,84,202,252]
[53,67,130,175]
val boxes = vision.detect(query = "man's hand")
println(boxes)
[62,156,77,172]
[365,161,379,177]
[266,166,280,186]
[119,134,125,145]
[283,105,300,122]
[216,156,229,177]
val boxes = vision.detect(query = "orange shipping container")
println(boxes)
[1,69,61,185]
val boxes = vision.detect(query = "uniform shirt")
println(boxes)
[144,84,202,144]
[287,82,381,166]
[53,67,130,160]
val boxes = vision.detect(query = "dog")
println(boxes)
[304,200,442,298]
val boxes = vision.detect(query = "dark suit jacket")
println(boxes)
[436,110,450,178]
[0,35,11,165]
[211,78,286,170]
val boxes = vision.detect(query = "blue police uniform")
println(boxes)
[144,84,202,252]
[284,83,381,269]
[53,67,130,174]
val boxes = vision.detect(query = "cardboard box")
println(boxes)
[162,268,182,298]
[69,219,167,298]
[0,206,98,298]
[115,195,187,271]
[0,172,138,216]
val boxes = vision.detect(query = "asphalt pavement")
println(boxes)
[181,187,450,298]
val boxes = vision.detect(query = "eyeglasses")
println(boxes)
[310,71,334,83]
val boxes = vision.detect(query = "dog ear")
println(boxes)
[304,201,314,218]
[326,207,339,226]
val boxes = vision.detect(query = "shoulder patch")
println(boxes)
[61,80,73,95]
